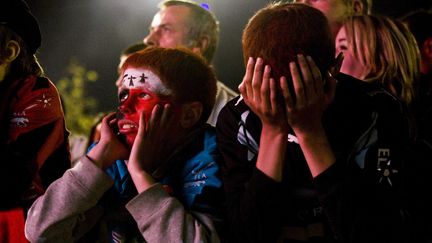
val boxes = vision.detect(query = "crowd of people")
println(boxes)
[1,0,431,242]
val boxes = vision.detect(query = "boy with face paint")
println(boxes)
[25,47,224,242]
[117,67,173,146]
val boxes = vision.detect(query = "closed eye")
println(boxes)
[338,44,348,51]
[336,39,348,53]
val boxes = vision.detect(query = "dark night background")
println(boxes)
[27,0,432,113]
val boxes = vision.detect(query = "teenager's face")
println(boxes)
[335,26,368,80]
[117,67,172,146]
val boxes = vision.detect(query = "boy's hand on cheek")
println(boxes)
[127,104,174,176]
[87,112,129,169]
[127,104,175,192]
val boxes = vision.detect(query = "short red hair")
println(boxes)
[242,3,335,82]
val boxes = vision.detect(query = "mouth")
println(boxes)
[117,119,138,134]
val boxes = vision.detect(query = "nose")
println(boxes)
[144,31,157,46]
[118,97,135,115]
[118,105,131,115]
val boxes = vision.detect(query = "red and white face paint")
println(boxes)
[117,67,172,146]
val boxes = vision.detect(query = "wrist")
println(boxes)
[292,122,326,139]
[294,126,328,144]
[87,144,111,169]
[129,169,155,193]
[84,154,103,169]
[261,124,288,138]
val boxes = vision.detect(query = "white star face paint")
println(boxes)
[120,68,172,96]
[117,67,174,146]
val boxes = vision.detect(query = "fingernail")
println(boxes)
[248,57,253,64]
[256,57,263,64]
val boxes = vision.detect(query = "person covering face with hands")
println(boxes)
[216,3,416,243]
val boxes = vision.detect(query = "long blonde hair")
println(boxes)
[343,15,420,105]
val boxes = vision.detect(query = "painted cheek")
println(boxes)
[130,101,155,126]
[135,100,159,114]
[128,89,171,124]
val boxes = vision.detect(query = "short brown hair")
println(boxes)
[242,3,334,82]
[122,46,217,125]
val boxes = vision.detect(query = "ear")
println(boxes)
[4,40,21,63]
[179,101,203,129]
[191,36,209,56]
[352,0,364,15]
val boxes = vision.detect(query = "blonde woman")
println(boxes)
[335,14,421,106]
